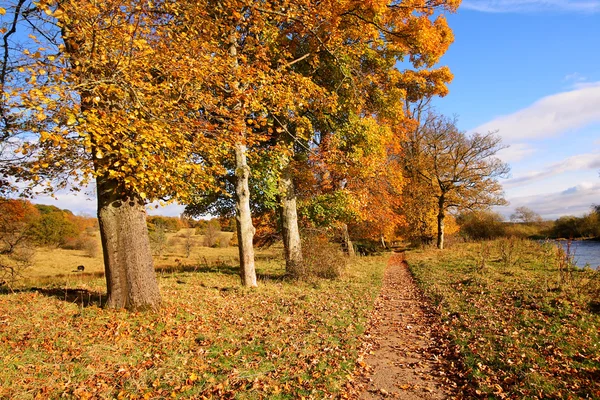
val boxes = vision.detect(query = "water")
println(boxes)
[554,240,600,269]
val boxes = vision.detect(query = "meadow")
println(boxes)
[0,228,386,399]
[408,239,600,399]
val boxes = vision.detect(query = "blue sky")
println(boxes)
[433,0,600,219]
[29,0,600,220]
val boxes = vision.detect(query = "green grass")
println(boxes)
[0,250,386,399]
[408,239,600,399]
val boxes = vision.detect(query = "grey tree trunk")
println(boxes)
[234,142,257,287]
[341,223,355,257]
[279,159,302,276]
[437,195,445,250]
[96,175,161,311]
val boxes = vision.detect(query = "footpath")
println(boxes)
[357,252,461,399]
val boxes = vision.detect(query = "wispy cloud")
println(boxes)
[147,202,186,217]
[462,0,600,13]
[496,143,537,163]
[471,84,600,141]
[499,182,600,219]
[505,152,600,187]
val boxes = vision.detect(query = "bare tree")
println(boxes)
[405,113,510,249]
[510,206,542,224]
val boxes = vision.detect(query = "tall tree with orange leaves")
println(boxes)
[291,0,460,250]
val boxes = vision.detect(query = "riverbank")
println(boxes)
[407,239,600,398]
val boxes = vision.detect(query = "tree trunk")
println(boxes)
[97,175,161,311]
[234,142,257,287]
[279,158,302,277]
[380,234,387,249]
[341,223,355,257]
[436,196,445,250]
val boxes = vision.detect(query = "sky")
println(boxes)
[432,0,600,220]
[27,0,600,220]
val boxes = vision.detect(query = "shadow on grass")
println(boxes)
[155,261,287,282]
[1,259,289,304]
[0,286,106,308]
[35,287,106,307]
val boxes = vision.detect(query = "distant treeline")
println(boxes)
[147,215,235,233]
[457,205,600,241]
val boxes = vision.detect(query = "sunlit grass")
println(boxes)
[408,239,600,399]
[0,240,386,398]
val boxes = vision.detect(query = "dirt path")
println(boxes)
[357,252,459,399]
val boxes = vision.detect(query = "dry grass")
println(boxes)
[0,246,386,398]
[19,229,237,284]
[408,240,600,399]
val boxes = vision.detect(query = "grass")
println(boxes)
[19,229,238,284]
[0,234,387,399]
[407,238,600,399]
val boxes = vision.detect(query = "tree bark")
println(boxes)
[436,195,445,250]
[234,142,257,287]
[97,174,161,311]
[341,223,355,257]
[279,157,303,276]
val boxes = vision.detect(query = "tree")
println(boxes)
[0,198,39,286]
[405,113,509,249]
[288,0,459,253]
[510,206,542,224]
[0,1,224,309]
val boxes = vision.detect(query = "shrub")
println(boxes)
[296,231,347,280]
[62,234,99,258]
[218,234,229,248]
[82,236,99,258]
[457,210,505,240]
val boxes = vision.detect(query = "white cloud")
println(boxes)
[497,142,537,163]
[498,181,600,219]
[505,151,600,187]
[147,202,186,217]
[471,84,600,141]
[462,0,600,13]
[29,185,186,217]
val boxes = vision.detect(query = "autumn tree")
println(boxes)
[0,1,224,309]
[0,198,39,286]
[404,112,509,249]
[287,0,460,253]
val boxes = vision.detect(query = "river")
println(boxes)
[554,240,600,269]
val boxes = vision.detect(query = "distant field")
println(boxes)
[22,229,241,284]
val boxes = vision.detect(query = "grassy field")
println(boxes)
[408,239,600,399]
[0,233,386,399]
[23,229,237,281]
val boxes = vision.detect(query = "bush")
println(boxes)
[457,210,505,240]
[296,231,347,280]
[62,234,99,258]
[218,234,229,248]
[147,216,182,232]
